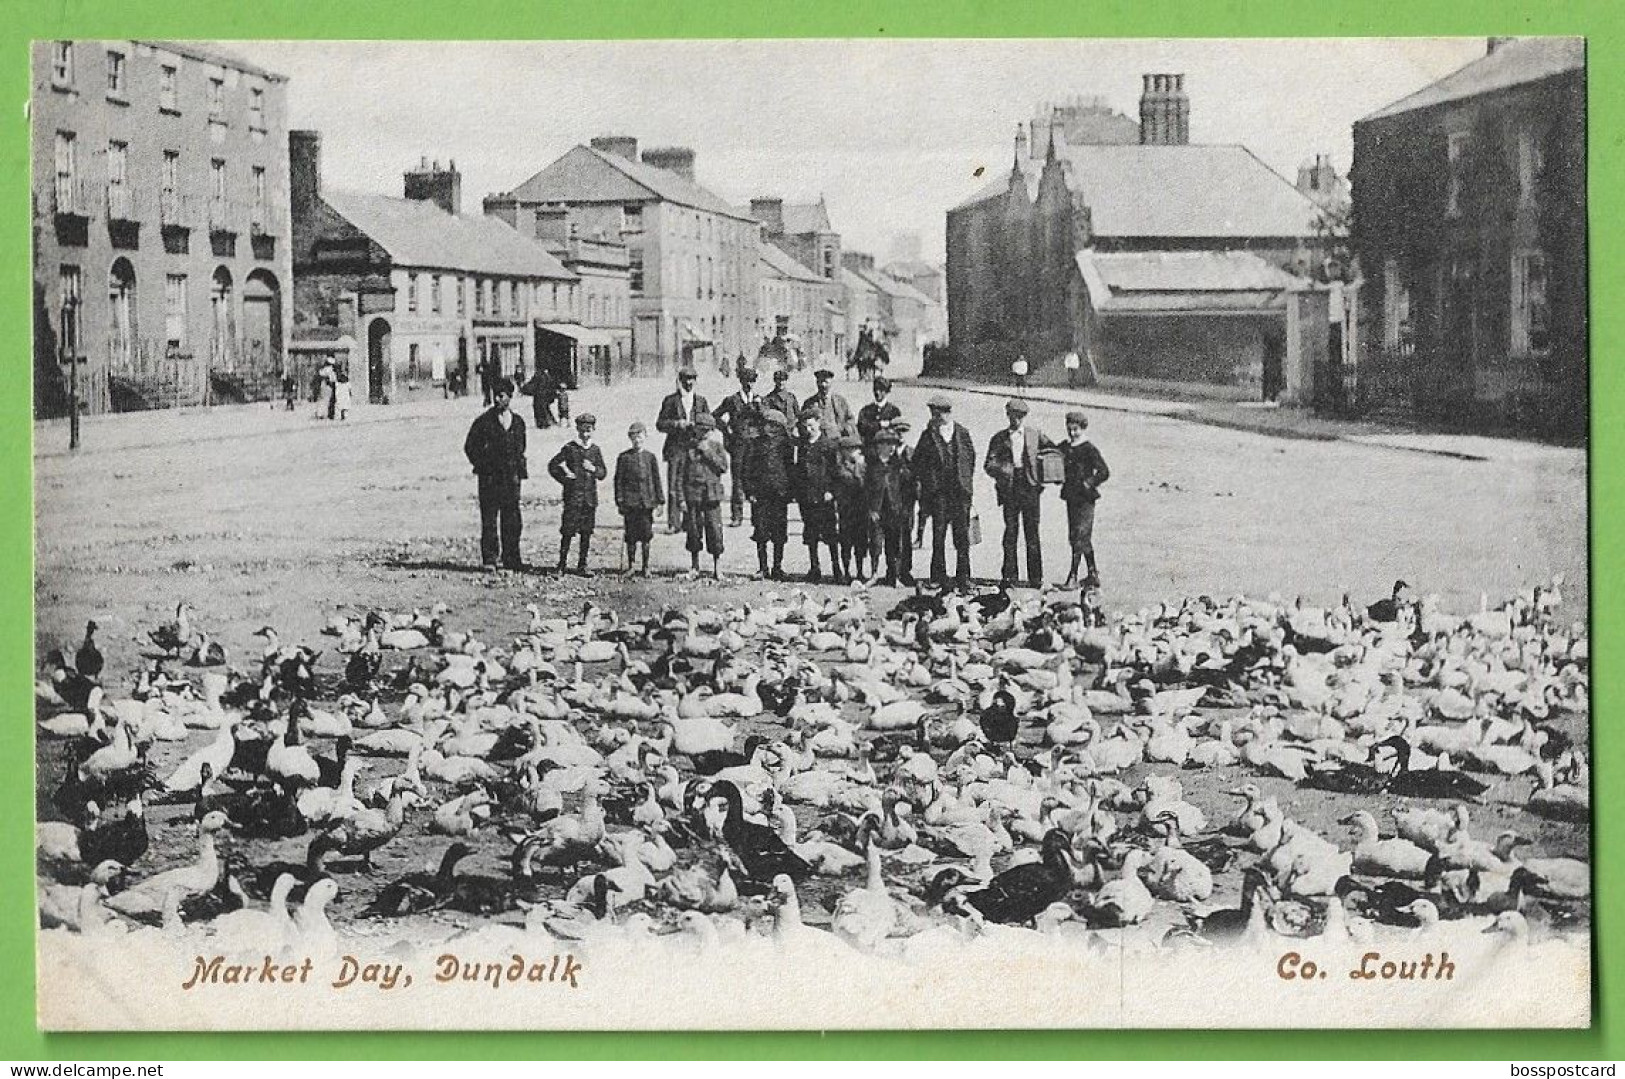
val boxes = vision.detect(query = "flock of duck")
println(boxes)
[36,575,1589,957]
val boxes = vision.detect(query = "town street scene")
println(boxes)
[32,39,1589,1029]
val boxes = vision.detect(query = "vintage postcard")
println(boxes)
[31,37,1588,1030]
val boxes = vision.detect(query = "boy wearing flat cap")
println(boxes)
[833,433,871,582]
[794,408,842,583]
[614,421,663,577]
[912,395,976,590]
[548,413,608,577]
[681,411,729,580]
[463,375,528,571]
[712,364,762,528]
[864,426,913,586]
[749,407,795,580]
[1059,410,1110,590]
[984,397,1056,589]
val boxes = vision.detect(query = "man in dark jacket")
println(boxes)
[856,376,902,447]
[762,367,799,426]
[548,413,608,577]
[984,398,1056,589]
[614,421,664,578]
[912,394,976,590]
[463,376,528,571]
[712,364,761,528]
[794,409,842,583]
[749,407,795,580]
[656,366,711,533]
[805,367,855,438]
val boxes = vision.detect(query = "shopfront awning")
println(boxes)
[681,321,713,345]
[536,322,616,348]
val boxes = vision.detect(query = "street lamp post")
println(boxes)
[61,297,80,450]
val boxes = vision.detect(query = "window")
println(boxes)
[695,255,703,299]
[51,41,73,85]
[58,266,83,352]
[1446,132,1470,217]
[408,343,421,381]
[1511,250,1550,357]
[456,276,466,317]
[407,273,419,313]
[106,50,125,96]
[249,87,265,129]
[210,158,226,202]
[479,278,491,315]
[161,151,180,222]
[159,65,177,111]
[208,77,224,119]
[430,274,441,314]
[493,279,504,317]
[505,281,516,317]
[550,283,559,311]
[622,204,642,233]
[53,131,78,213]
[164,273,188,352]
[251,166,266,225]
[106,141,129,219]
[823,247,834,280]
[628,249,644,295]
[1517,128,1545,206]
[707,257,714,299]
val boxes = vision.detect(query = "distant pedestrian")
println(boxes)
[749,407,795,580]
[912,394,976,591]
[794,409,842,583]
[1064,350,1082,389]
[681,412,728,580]
[833,434,870,582]
[281,371,297,412]
[984,398,1055,589]
[462,376,527,571]
[657,366,711,534]
[333,369,353,421]
[614,421,663,578]
[315,358,336,420]
[323,360,339,420]
[1058,409,1110,590]
[548,413,608,577]
[1012,354,1030,390]
[524,364,558,429]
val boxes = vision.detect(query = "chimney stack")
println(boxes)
[590,135,640,162]
[641,146,697,183]
[289,129,321,227]
[1139,73,1190,146]
[404,157,462,216]
[751,197,785,235]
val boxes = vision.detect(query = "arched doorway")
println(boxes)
[367,319,391,404]
[108,258,136,370]
[210,266,235,370]
[242,269,282,377]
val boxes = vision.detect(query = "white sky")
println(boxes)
[224,38,1488,264]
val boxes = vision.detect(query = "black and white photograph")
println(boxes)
[31,37,1590,1029]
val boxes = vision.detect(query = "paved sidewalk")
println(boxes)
[907,376,1584,465]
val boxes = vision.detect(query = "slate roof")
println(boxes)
[322,191,576,280]
[780,201,833,234]
[840,267,882,296]
[1362,38,1584,122]
[854,267,936,306]
[502,145,756,222]
[759,242,825,284]
[951,144,1319,239]
[1075,250,1300,314]
[1058,144,1319,238]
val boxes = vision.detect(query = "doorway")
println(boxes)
[368,319,391,404]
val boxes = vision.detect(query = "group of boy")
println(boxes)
[464,365,1110,590]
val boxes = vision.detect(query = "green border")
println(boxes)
[4,0,1617,1059]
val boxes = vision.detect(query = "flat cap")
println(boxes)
[874,428,902,446]
[575,413,597,428]
[628,421,647,435]
[758,408,788,429]
[838,434,862,450]
[927,394,953,411]
[1005,398,1029,415]
[814,367,835,379]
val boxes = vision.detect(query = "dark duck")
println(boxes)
[700,779,811,888]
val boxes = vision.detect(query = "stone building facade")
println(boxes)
[1351,37,1586,437]
[945,73,1324,398]
[290,135,579,404]
[486,139,760,374]
[31,40,293,415]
